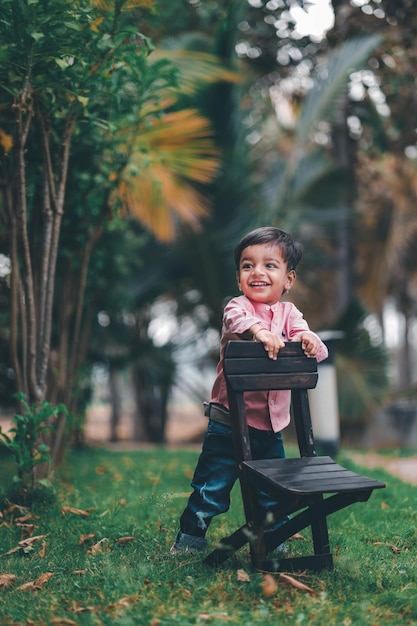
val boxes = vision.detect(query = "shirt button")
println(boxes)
[265,305,271,311]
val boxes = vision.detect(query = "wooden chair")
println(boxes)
[204,341,386,573]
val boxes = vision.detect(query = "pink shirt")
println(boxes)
[210,295,328,433]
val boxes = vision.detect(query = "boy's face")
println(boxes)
[236,243,296,305]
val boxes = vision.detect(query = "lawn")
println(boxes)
[0,445,416,625]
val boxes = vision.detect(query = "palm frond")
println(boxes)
[266,34,382,219]
[296,35,382,145]
[335,299,388,426]
[288,150,337,204]
[119,165,208,242]
[91,0,154,12]
[150,49,241,95]
[114,109,219,241]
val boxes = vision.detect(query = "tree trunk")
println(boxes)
[109,367,122,442]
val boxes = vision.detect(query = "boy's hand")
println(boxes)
[252,327,285,360]
[300,331,321,358]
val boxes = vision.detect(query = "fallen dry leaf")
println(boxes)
[116,536,136,545]
[36,541,47,558]
[374,541,401,554]
[14,514,39,524]
[177,588,192,600]
[381,502,389,509]
[17,572,54,591]
[4,502,28,515]
[170,492,194,499]
[158,526,169,533]
[33,572,55,588]
[20,534,47,546]
[279,572,314,594]
[1,534,47,557]
[260,573,278,597]
[0,573,16,588]
[87,538,108,555]
[61,506,90,517]
[104,595,139,615]
[72,570,87,576]
[289,533,306,541]
[17,523,38,534]
[237,568,251,582]
[79,533,96,545]
[66,600,96,613]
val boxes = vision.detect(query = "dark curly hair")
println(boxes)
[234,227,303,272]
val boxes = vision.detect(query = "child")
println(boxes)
[170,226,328,554]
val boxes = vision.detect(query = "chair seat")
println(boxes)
[243,456,386,496]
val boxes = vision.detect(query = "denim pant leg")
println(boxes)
[179,420,238,538]
[249,428,288,529]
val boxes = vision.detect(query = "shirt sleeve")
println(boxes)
[285,305,329,363]
[222,297,260,336]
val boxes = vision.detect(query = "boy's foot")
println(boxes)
[170,531,207,555]
[272,542,288,554]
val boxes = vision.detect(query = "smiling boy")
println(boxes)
[170,227,328,554]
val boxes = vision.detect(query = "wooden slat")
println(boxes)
[227,372,318,391]
[224,355,317,376]
[244,458,386,495]
[225,341,307,359]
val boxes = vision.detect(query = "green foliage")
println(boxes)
[0,393,67,496]
[335,299,389,429]
[266,34,383,220]
[0,446,415,624]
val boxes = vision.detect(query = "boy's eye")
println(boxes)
[266,263,277,269]
[241,263,252,269]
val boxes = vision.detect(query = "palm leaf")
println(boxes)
[115,109,219,241]
[295,35,382,145]
[267,34,382,219]
[91,0,154,11]
[335,299,388,427]
[150,49,241,95]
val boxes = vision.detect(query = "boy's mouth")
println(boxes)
[250,281,269,287]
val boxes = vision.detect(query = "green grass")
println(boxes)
[0,445,416,625]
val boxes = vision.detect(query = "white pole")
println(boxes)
[308,332,344,456]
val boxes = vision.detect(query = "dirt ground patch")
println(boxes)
[349,451,417,486]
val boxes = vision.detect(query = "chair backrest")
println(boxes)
[223,341,319,462]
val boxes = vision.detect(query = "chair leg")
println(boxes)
[260,552,333,573]
[311,496,330,556]
[249,520,268,570]
[204,523,253,566]
[263,490,371,555]
[205,491,372,569]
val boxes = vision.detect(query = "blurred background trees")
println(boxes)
[1,0,417,460]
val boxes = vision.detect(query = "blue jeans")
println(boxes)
[178,419,286,540]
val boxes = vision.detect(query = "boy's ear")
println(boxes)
[286,269,296,290]
[236,271,241,291]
